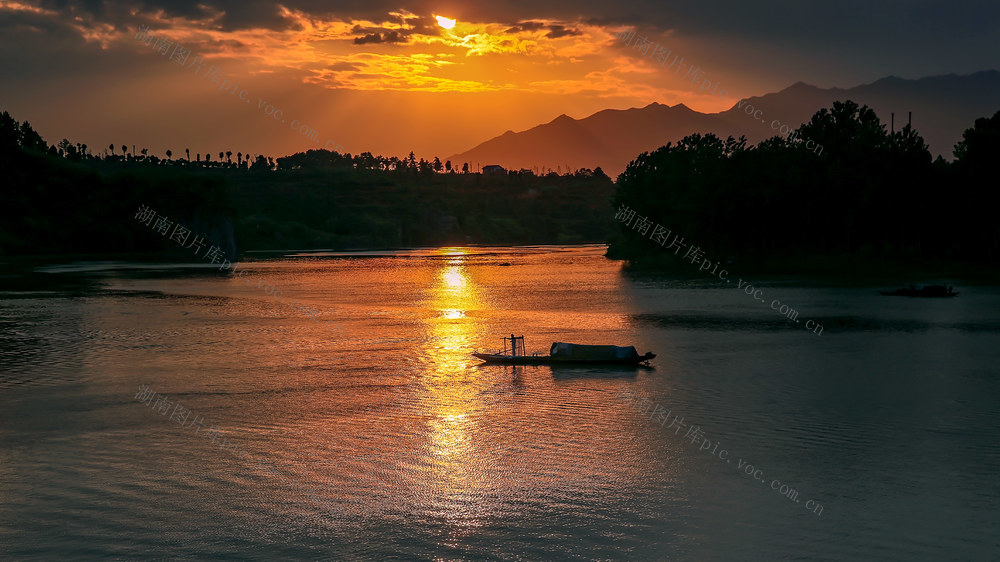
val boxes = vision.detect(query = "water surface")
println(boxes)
[1,245,998,560]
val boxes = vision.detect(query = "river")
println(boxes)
[1,245,998,560]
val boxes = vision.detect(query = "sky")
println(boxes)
[1,0,998,162]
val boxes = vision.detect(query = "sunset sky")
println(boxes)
[2,0,998,162]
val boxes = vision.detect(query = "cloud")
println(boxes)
[545,25,580,38]
[353,30,405,44]
[327,61,361,71]
[5,0,1000,107]
[504,21,546,33]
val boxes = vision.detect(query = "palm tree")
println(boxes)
[108,143,114,156]
[237,152,242,166]
[219,151,224,162]
[185,148,190,161]
[226,151,232,164]
[121,145,127,158]
[166,149,172,160]
[140,148,148,161]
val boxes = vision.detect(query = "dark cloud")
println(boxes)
[505,21,546,33]
[30,0,455,33]
[0,7,68,34]
[353,30,405,44]
[35,0,290,31]
[503,20,581,38]
[349,14,439,45]
[27,0,1000,50]
[545,25,580,38]
[403,15,442,37]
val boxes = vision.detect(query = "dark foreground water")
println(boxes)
[1,245,998,560]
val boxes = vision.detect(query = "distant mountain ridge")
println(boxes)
[447,70,1000,176]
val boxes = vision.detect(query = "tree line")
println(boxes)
[609,100,1000,267]
[0,109,614,255]
[1,112,610,179]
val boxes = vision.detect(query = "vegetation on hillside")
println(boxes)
[609,100,1000,268]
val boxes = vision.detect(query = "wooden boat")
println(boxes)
[879,284,958,297]
[473,335,655,365]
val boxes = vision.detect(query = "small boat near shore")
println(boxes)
[879,284,958,297]
[473,335,655,366]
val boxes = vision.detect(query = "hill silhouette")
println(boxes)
[449,70,1000,176]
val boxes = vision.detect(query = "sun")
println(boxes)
[435,15,456,29]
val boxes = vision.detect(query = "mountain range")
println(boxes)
[447,70,1000,177]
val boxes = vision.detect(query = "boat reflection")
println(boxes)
[549,363,648,378]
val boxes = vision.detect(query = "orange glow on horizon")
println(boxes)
[41,3,741,111]
[4,3,755,164]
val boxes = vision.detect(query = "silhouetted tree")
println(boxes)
[250,154,272,171]
[954,110,1000,165]
[953,110,1000,258]
[608,99,994,263]
[1,113,46,152]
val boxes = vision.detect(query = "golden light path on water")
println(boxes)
[419,248,495,537]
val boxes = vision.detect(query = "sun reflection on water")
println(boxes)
[411,248,504,533]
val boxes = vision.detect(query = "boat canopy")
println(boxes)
[549,342,640,361]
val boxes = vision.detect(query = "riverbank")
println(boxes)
[607,248,1000,285]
